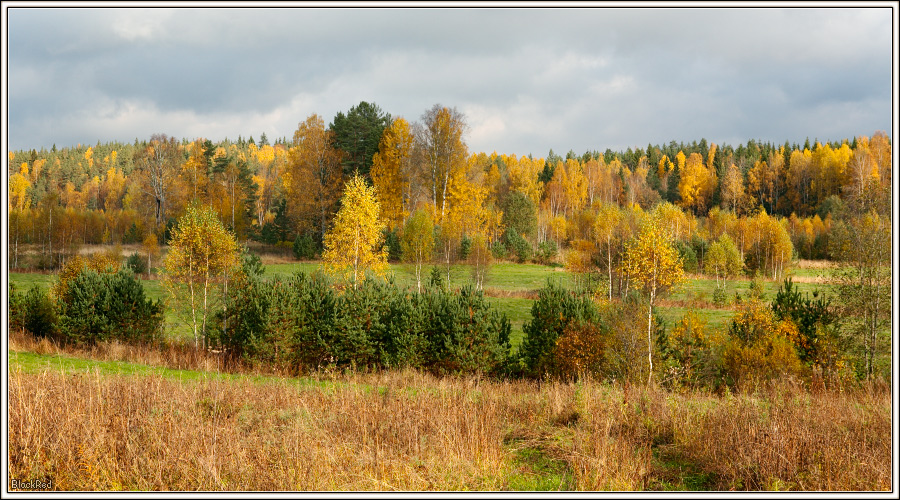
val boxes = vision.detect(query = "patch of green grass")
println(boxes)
[648,448,717,491]
[7,349,350,391]
[505,447,574,491]
[484,296,534,347]
[8,272,54,292]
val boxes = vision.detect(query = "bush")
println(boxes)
[238,271,511,375]
[536,240,558,265]
[383,228,402,262]
[503,228,532,263]
[552,320,607,380]
[126,252,147,275]
[17,285,57,339]
[712,287,728,307]
[519,281,597,378]
[724,300,803,388]
[491,240,508,260]
[293,233,317,260]
[457,235,472,261]
[57,269,163,345]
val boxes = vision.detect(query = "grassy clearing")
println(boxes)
[7,350,891,492]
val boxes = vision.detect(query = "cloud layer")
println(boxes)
[6,7,894,156]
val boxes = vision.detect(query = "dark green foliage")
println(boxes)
[676,240,698,274]
[383,228,402,262]
[10,285,57,339]
[503,228,532,263]
[293,233,317,260]
[211,248,268,357]
[491,240,508,260]
[221,271,510,376]
[502,191,538,240]
[771,278,836,365]
[428,266,446,291]
[329,101,391,179]
[419,285,511,375]
[536,240,558,265]
[126,252,147,275]
[748,275,766,301]
[712,287,728,307]
[123,222,143,244]
[519,281,597,378]
[458,235,472,261]
[57,269,163,345]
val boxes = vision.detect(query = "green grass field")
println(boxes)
[9,259,842,347]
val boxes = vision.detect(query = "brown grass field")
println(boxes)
[7,332,892,492]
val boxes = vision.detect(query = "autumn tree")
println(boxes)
[135,133,179,231]
[322,175,388,289]
[401,209,435,293]
[704,233,742,290]
[371,117,415,230]
[162,203,241,349]
[678,152,716,215]
[284,114,345,242]
[330,101,392,179]
[593,202,625,300]
[416,104,468,220]
[469,232,492,291]
[830,210,891,379]
[620,217,685,385]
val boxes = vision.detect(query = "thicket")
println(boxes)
[10,267,163,347]
[514,277,855,390]
[212,269,511,376]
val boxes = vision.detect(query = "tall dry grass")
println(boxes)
[8,359,891,492]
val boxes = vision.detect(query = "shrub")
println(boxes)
[236,271,511,376]
[552,320,607,380]
[457,235,472,261]
[503,228,532,263]
[519,281,597,378]
[712,287,728,307]
[293,233,317,260]
[20,285,57,339]
[491,240,508,260]
[536,240,558,265]
[57,269,164,345]
[383,228,402,262]
[657,310,724,390]
[125,252,147,275]
[723,300,803,388]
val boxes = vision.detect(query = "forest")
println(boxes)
[7,101,892,275]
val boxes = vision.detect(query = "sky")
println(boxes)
[4,3,896,158]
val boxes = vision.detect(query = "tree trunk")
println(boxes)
[647,298,654,386]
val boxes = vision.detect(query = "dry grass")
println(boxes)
[8,329,255,376]
[7,349,892,492]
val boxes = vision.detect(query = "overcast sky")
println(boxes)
[4,4,896,157]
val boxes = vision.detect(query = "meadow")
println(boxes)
[7,329,891,491]
[11,256,891,492]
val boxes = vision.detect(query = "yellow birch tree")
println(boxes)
[322,175,388,289]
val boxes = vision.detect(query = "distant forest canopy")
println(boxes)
[6,101,892,270]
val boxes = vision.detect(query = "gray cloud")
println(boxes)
[6,6,893,157]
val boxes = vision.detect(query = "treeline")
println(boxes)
[7,101,891,270]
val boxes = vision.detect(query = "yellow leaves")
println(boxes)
[620,217,685,300]
[678,152,716,214]
[371,117,413,231]
[8,172,31,211]
[322,175,388,288]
